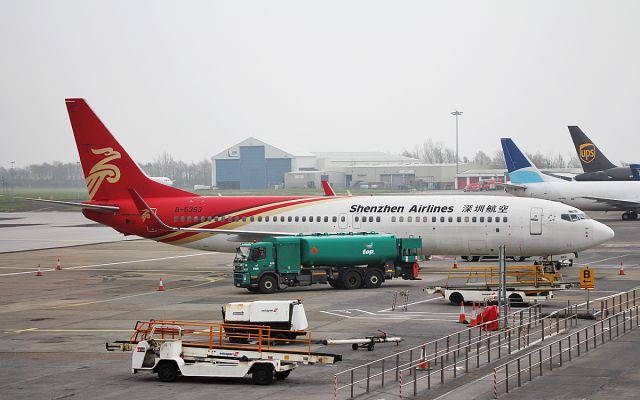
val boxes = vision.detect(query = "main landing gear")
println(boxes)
[622,211,638,221]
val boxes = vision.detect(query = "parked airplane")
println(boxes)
[568,126,639,181]
[25,99,614,266]
[502,137,640,220]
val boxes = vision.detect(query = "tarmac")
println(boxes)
[0,211,639,399]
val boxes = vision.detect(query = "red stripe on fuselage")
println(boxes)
[157,196,338,243]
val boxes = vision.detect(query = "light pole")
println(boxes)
[10,161,15,191]
[450,110,463,189]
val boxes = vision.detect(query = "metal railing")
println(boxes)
[332,287,640,399]
[492,305,639,398]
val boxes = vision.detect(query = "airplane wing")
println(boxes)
[127,189,299,237]
[18,197,120,212]
[321,180,336,196]
[581,196,640,210]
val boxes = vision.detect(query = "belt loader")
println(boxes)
[107,320,341,385]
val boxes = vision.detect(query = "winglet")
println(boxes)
[321,180,336,196]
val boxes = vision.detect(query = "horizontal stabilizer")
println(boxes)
[581,196,640,210]
[18,197,119,212]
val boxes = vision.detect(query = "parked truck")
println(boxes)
[233,233,422,294]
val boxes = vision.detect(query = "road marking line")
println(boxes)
[0,252,219,277]
[5,328,133,334]
[56,277,223,308]
[576,254,631,266]
[378,296,443,312]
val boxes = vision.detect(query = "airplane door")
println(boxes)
[353,214,362,230]
[530,208,542,235]
[339,213,348,229]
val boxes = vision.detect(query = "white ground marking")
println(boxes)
[576,254,631,266]
[0,252,219,277]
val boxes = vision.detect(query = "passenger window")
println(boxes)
[464,216,469,223]
[495,217,500,223]
[423,216,428,222]
[173,216,178,222]
[456,217,461,222]
[432,216,437,223]
[480,217,485,223]
[341,216,346,222]
[376,216,381,222]
[258,216,262,222]
[187,216,192,222]
[504,217,508,223]
[280,216,285,222]
[448,216,453,223]
[295,216,299,222]
[201,216,206,222]
[332,216,337,222]
[250,216,254,222]
[487,217,492,222]
[472,216,477,223]
[399,217,404,222]
[369,216,374,222]
[355,216,359,222]
[180,216,185,222]
[325,216,329,222]
[440,216,445,222]
[392,216,396,222]
[207,216,212,221]
[288,216,293,222]
[242,217,246,222]
[407,216,412,222]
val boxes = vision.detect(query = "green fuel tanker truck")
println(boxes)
[233,233,422,293]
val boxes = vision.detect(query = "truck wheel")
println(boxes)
[341,270,362,290]
[274,370,291,380]
[449,292,464,305]
[157,362,178,382]
[352,343,359,350]
[258,275,278,294]
[252,364,274,385]
[364,270,383,289]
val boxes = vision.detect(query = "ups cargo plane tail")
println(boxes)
[568,126,638,181]
[27,99,614,258]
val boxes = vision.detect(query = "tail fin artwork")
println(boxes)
[500,138,562,184]
[321,180,337,196]
[568,126,617,173]
[65,99,194,201]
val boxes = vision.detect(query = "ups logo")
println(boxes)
[579,143,596,163]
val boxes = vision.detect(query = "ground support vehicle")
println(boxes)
[106,320,341,385]
[424,264,572,306]
[233,233,422,293]
[222,300,308,342]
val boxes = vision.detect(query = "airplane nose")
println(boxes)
[591,220,615,245]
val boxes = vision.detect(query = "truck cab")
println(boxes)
[233,242,276,291]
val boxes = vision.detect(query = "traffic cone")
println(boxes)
[619,262,626,276]
[418,343,429,370]
[157,277,165,291]
[453,258,458,269]
[36,265,43,276]
[56,258,62,271]
[458,301,468,324]
[470,303,478,327]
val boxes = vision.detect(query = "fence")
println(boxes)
[492,305,639,398]
[332,287,640,399]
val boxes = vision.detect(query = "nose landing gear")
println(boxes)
[622,211,638,221]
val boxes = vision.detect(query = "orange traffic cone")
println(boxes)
[453,258,458,269]
[36,265,43,276]
[470,303,478,327]
[619,262,626,276]
[56,258,62,271]
[458,301,467,323]
[418,343,429,370]
[158,277,166,291]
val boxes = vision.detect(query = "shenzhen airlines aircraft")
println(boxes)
[502,137,640,220]
[27,99,614,259]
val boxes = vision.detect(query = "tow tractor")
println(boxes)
[424,264,572,306]
[106,320,341,385]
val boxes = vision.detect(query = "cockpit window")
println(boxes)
[561,212,588,222]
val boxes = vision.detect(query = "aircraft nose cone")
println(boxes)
[592,220,615,245]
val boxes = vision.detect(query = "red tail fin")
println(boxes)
[321,180,336,196]
[65,98,195,200]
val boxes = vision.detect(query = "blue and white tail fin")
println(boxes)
[500,138,562,184]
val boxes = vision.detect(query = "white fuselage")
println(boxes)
[174,195,613,257]
[505,181,640,211]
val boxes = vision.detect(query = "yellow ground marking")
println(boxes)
[56,276,224,308]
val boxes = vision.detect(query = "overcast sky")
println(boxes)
[1,0,639,167]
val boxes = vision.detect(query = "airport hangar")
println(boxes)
[210,137,497,190]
